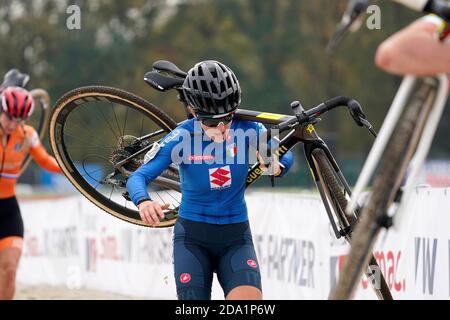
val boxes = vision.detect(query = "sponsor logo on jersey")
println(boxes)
[209,165,231,189]
[13,143,22,152]
[160,129,180,147]
[188,154,215,161]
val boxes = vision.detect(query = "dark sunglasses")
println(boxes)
[197,114,234,127]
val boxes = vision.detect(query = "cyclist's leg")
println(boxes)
[226,285,262,300]
[216,222,262,300]
[0,197,24,300]
[173,218,214,300]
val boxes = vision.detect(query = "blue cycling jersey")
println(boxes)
[126,118,294,224]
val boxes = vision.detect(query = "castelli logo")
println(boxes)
[247,259,257,268]
[180,273,191,283]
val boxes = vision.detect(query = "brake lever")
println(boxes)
[347,98,378,137]
[347,98,366,124]
[350,110,377,137]
[359,118,378,137]
[327,0,370,54]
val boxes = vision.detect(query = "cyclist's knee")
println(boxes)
[0,261,19,286]
[0,248,21,277]
[226,285,262,300]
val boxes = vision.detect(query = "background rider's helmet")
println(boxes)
[182,60,241,117]
[1,86,35,120]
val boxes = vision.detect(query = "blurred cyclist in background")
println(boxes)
[375,13,450,75]
[127,60,294,300]
[0,78,61,300]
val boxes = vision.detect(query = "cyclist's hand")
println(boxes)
[137,200,170,226]
[256,151,282,177]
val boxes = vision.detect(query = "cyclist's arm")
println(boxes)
[126,128,184,206]
[27,129,61,173]
[249,122,294,177]
[375,17,450,76]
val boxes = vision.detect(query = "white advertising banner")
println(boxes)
[16,188,450,299]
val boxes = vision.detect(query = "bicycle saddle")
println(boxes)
[1,69,30,88]
[144,71,184,92]
[144,60,187,92]
[153,60,187,78]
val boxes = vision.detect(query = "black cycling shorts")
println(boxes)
[173,217,261,300]
[0,196,24,240]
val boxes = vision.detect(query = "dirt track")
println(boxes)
[14,284,145,300]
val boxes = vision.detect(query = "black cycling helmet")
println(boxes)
[182,60,241,116]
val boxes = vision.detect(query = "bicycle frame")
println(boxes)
[236,109,355,239]
[347,74,449,229]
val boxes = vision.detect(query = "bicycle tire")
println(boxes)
[20,89,51,174]
[49,86,180,227]
[312,148,393,300]
[330,80,436,299]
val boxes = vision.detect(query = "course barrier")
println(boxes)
[16,187,450,299]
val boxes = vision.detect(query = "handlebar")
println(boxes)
[328,0,450,52]
[393,0,450,20]
[273,96,374,135]
[424,0,450,21]
[0,69,30,90]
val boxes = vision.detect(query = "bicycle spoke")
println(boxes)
[165,190,181,205]
[65,117,116,149]
[70,106,114,140]
[65,144,116,151]
[139,114,145,138]
[122,107,129,138]
[93,180,101,190]
[110,102,123,142]
[109,185,114,200]
[80,167,106,178]
[64,132,116,151]
[154,190,166,204]
[98,103,120,140]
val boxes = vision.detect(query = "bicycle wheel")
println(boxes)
[311,148,393,300]
[49,86,181,227]
[330,79,437,299]
[20,89,51,174]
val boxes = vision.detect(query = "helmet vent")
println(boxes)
[225,76,232,89]
[201,80,208,92]
[210,83,218,94]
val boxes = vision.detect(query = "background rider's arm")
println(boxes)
[375,16,450,76]
[250,122,294,177]
[27,129,61,173]
[29,145,61,173]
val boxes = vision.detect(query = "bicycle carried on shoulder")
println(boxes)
[327,0,450,300]
[48,59,392,299]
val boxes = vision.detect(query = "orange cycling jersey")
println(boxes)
[0,125,61,198]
